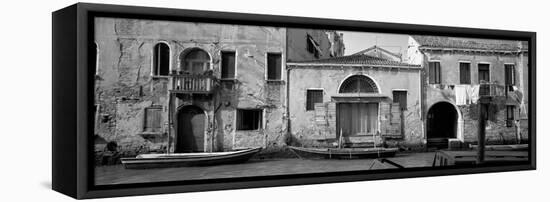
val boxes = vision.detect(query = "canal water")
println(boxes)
[95,152,436,185]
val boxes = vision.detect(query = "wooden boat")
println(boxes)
[288,146,398,159]
[120,147,262,169]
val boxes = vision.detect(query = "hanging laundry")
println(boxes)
[454,85,467,105]
[469,85,480,104]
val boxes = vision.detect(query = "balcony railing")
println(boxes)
[170,74,216,94]
[479,82,506,97]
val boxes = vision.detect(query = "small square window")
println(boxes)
[236,109,262,130]
[306,90,323,111]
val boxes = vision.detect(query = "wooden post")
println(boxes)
[477,101,487,164]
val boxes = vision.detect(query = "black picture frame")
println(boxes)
[52,3,536,199]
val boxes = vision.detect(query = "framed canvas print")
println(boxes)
[52,3,536,199]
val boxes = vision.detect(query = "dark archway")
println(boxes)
[427,102,458,149]
[175,105,205,153]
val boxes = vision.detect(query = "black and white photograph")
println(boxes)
[92,16,530,185]
[5,0,550,201]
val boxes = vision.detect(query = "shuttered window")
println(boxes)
[236,109,262,130]
[392,90,407,110]
[221,51,236,79]
[459,62,471,84]
[306,89,323,111]
[478,63,490,83]
[505,64,515,85]
[153,43,170,76]
[428,62,441,84]
[144,106,162,132]
[267,53,282,80]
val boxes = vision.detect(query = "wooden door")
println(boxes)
[337,103,378,137]
[176,106,205,152]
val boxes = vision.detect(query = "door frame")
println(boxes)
[175,104,209,152]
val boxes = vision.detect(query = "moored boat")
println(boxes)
[120,147,262,169]
[288,146,398,159]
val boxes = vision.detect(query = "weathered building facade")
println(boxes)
[407,36,529,148]
[286,55,423,148]
[93,18,342,157]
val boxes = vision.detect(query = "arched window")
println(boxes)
[339,75,379,93]
[180,48,210,74]
[153,43,170,76]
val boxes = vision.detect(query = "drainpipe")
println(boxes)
[285,66,292,145]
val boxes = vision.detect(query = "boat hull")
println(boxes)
[289,146,398,159]
[120,148,262,169]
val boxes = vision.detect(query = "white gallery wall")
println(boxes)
[0,0,546,201]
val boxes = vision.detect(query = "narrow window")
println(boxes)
[478,63,490,83]
[267,53,282,80]
[221,51,236,79]
[392,90,407,110]
[144,106,162,132]
[428,62,441,84]
[506,105,515,127]
[236,109,262,130]
[306,90,323,111]
[505,64,515,86]
[459,62,471,84]
[153,43,170,76]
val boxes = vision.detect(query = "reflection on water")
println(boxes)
[95,152,436,185]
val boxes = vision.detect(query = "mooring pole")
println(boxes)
[477,102,486,164]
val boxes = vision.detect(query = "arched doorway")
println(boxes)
[176,105,206,152]
[336,75,380,138]
[427,102,458,149]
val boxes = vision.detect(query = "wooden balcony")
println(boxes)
[170,74,217,94]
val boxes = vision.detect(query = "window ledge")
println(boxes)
[151,75,170,79]
[266,80,285,84]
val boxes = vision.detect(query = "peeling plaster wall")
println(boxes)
[421,51,529,144]
[288,66,423,147]
[94,17,288,154]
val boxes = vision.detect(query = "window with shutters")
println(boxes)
[152,43,170,76]
[506,105,515,127]
[306,89,323,111]
[478,63,490,83]
[428,62,441,84]
[267,53,282,80]
[144,106,162,132]
[236,109,263,131]
[221,51,236,79]
[459,62,471,84]
[505,64,515,86]
[392,90,407,110]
